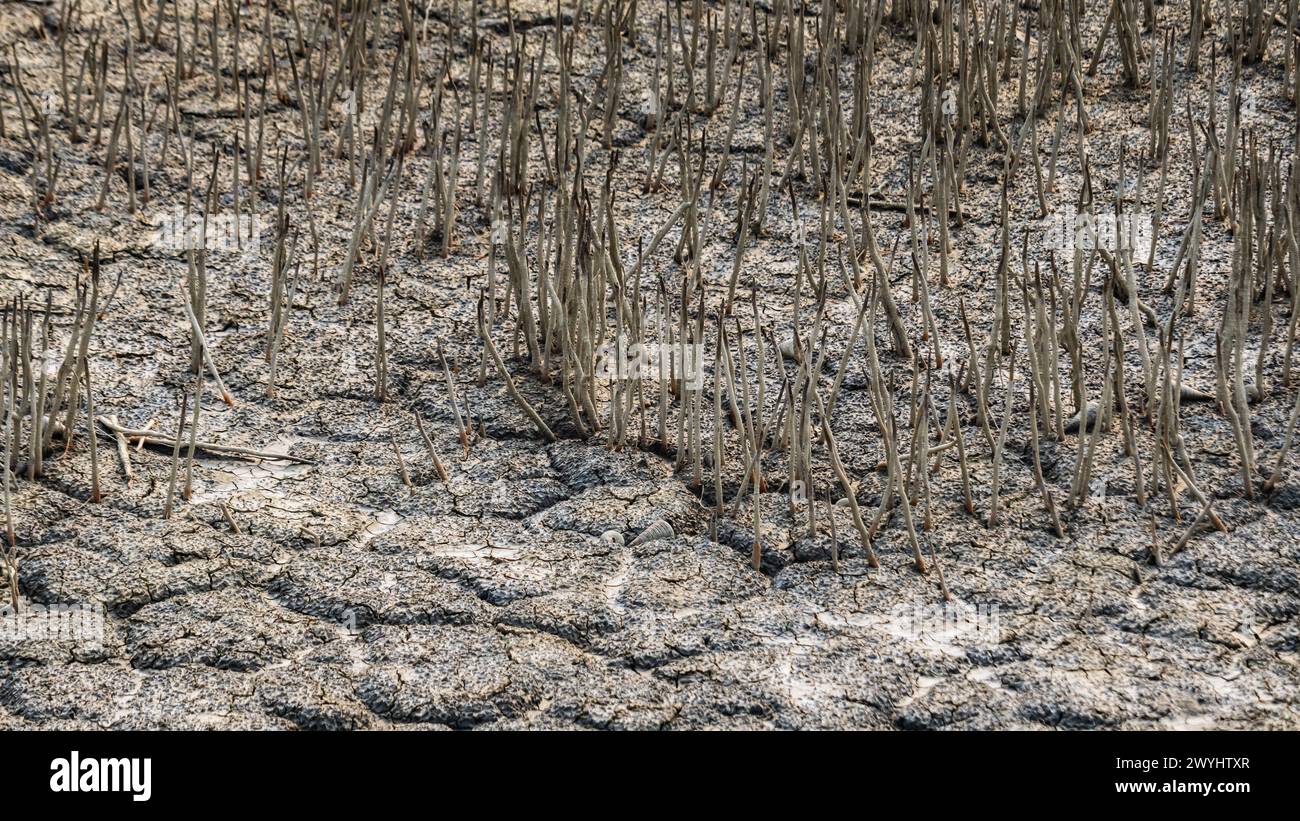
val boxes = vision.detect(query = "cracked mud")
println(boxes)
[1,0,1298,730]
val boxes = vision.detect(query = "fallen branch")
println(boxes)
[96,416,315,464]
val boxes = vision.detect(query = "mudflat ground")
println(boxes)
[0,0,1296,729]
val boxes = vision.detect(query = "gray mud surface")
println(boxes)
[0,1,1297,729]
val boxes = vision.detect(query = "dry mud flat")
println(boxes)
[0,1,1297,729]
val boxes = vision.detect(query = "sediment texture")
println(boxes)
[0,0,1297,729]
